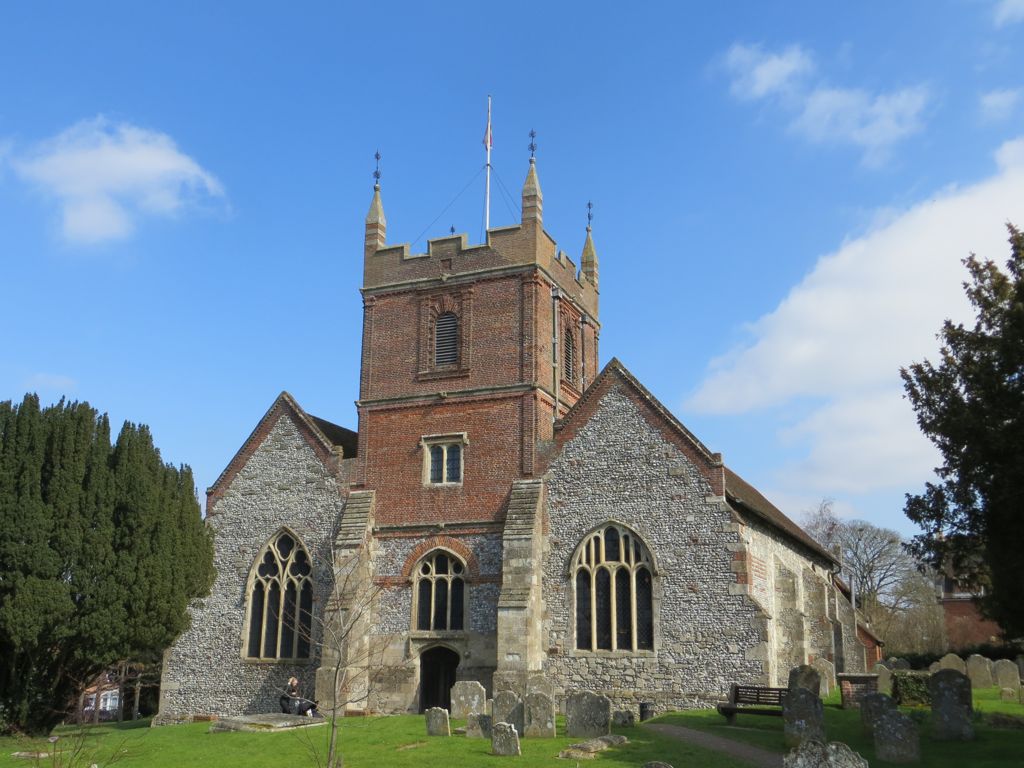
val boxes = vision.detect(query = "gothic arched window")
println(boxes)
[434,312,459,366]
[414,550,466,631]
[245,530,314,659]
[572,524,654,652]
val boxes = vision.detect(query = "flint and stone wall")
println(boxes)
[155,415,347,723]
[540,388,768,710]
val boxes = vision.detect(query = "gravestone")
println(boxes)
[612,709,636,727]
[491,721,521,756]
[783,740,869,768]
[859,692,896,736]
[1000,687,1018,702]
[813,659,836,696]
[873,663,892,696]
[1016,655,1024,681]
[929,669,974,741]
[526,674,555,700]
[873,710,919,763]
[492,691,524,738]
[565,690,611,738]
[992,659,1021,692]
[451,680,487,720]
[425,707,450,736]
[466,713,492,739]
[939,653,966,674]
[966,654,993,688]
[888,657,911,671]
[524,691,556,738]
[783,688,825,748]
[929,662,941,674]
[789,665,822,697]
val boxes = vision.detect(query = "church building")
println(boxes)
[156,153,868,722]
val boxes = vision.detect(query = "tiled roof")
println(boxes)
[309,414,358,456]
[724,466,838,567]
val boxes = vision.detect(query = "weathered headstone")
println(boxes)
[1016,655,1024,681]
[524,691,556,738]
[450,680,487,720]
[425,707,450,736]
[1000,687,1019,702]
[789,665,822,697]
[565,690,611,738]
[992,659,1021,692]
[783,688,826,748]
[888,657,911,671]
[873,710,920,763]
[492,691,524,738]
[929,669,974,741]
[966,654,993,688]
[929,662,941,674]
[873,663,892,696]
[612,709,635,727]
[526,674,555,699]
[859,692,896,736]
[491,721,521,756]
[466,713,492,739]
[939,653,966,674]
[783,740,869,767]
[813,658,836,696]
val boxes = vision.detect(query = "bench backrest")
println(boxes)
[731,685,787,706]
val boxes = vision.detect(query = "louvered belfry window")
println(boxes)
[573,524,655,652]
[435,312,459,366]
[564,328,576,384]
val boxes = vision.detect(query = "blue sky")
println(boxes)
[1,1,1022,536]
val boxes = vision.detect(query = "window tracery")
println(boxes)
[245,530,313,659]
[414,550,466,631]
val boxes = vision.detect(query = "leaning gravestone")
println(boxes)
[789,665,822,697]
[859,692,896,736]
[466,712,492,738]
[524,691,556,738]
[565,691,611,738]
[425,707,450,736]
[929,669,974,741]
[451,680,487,720]
[813,658,836,696]
[492,691,524,738]
[966,654,993,688]
[491,721,521,756]
[939,653,967,674]
[873,710,920,763]
[992,659,1021,692]
[783,688,826,748]
[783,740,869,768]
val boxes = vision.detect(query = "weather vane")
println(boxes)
[373,150,382,186]
[528,129,537,159]
[587,200,593,229]
[450,225,456,235]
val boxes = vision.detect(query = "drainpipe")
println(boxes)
[551,286,560,424]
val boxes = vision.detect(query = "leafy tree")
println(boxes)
[801,500,915,625]
[901,224,1024,640]
[0,395,214,734]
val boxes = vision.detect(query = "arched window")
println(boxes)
[414,550,466,631]
[434,312,459,366]
[573,524,654,652]
[246,530,313,659]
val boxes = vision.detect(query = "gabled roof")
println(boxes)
[555,357,836,567]
[207,392,356,513]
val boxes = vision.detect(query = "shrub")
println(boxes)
[892,671,932,706]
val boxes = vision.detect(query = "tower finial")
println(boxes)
[528,129,537,160]
[581,202,598,289]
[373,150,382,188]
[586,200,593,231]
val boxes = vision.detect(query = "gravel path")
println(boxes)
[644,723,784,768]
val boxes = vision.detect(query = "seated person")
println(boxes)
[279,677,318,716]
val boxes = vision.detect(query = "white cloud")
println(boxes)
[724,43,814,100]
[687,137,1024,494]
[720,43,930,167]
[979,87,1022,122]
[791,86,930,167]
[994,0,1024,26]
[12,117,224,244]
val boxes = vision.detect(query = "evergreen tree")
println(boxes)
[0,396,213,734]
[901,224,1024,640]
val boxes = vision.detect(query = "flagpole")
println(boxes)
[484,95,492,234]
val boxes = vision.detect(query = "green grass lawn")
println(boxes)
[654,686,1024,767]
[0,714,745,768]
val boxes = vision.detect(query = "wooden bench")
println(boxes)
[716,684,787,724]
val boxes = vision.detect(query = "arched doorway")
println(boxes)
[419,646,460,712]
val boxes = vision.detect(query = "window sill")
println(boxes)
[241,657,316,665]
[567,649,657,659]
